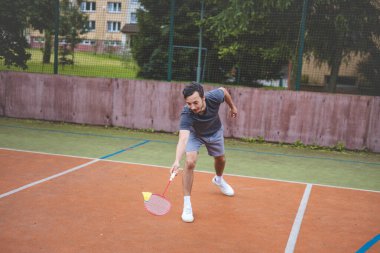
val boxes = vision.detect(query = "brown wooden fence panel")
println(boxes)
[111,79,184,132]
[1,72,113,125]
[221,88,378,150]
[0,72,378,152]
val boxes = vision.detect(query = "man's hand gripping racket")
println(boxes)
[142,171,177,216]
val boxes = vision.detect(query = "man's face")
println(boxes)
[185,91,205,114]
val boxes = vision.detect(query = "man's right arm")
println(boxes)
[171,130,190,174]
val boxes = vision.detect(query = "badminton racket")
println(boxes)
[143,172,176,216]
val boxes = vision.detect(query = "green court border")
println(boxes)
[1,117,379,191]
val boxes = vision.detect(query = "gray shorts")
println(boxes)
[186,128,225,157]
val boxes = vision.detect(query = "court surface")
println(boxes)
[1,148,379,253]
[1,118,379,252]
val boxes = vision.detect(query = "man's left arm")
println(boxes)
[219,87,238,118]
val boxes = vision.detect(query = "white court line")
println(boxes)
[0,148,375,251]
[1,147,380,194]
[0,147,96,160]
[285,184,313,253]
[222,172,380,194]
[0,159,100,199]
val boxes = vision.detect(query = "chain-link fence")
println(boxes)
[1,0,379,95]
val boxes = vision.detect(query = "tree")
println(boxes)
[133,0,206,81]
[305,0,380,92]
[204,0,302,84]
[59,0,88,66]
[0,0,88,68]
[357,39,380,95]
[28,0,88,64]
[132,0,170,79]
[0,0,31,69]
[134,0,299,83]
[28,0,55,63]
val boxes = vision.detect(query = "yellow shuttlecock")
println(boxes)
[142,192,152,201]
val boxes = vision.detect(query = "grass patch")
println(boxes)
[0,49,140,79]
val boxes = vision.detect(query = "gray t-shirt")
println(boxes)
[179,88,225,136]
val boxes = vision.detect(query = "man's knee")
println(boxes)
[185,155,197,170]
[215,155,225,163]
[186,158,197,170]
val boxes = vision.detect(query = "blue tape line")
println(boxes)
[357,234,380,253]
[99,140,150,160]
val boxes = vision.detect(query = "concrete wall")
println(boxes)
[0,72,379,152]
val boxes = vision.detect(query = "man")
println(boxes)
[171,82,238,223]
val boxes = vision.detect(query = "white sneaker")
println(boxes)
[181,207,194,223]
[212,176,235,196]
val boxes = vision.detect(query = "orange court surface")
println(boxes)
[0,148,379,253]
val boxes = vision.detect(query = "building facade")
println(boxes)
[29,0,141,54]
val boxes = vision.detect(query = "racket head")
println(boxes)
[144,194,171,216]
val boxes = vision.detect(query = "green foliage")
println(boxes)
[140,128,155,133]
[28,0,55,32]
[0,0,88,68]
[131,0,167,79]
[241,137,349,152]
[305,0,380,92]
[133,0,301,84]
[357,42,380,93]
[29,0,88,64]
[43,30,52,64]
[241,136,265,143]
[241,137,254,143]
[332,142,345,152]
[28,0,56,64]
[59,0,89,65]
[293,140,305,148]
[58,45,74,68]
[0,0,31,69]
[133,0,202,81]
[301,74,309,84]
[133,0,379,90]
[204,0,302,84]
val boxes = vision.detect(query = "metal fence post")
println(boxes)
[53,0,59,74]
[196,0,204,83]
[295,0,309,91]
[167,0,175,82]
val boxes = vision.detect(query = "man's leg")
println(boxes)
[212,155,234,196]
[204,128,225,176]
[181,151,198,223]
[183,151,198,196]
[214,155,226,176]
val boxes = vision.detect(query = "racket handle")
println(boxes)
[162,173,176,196]
[169,172,176,181]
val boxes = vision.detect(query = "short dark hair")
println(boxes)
[183,82,204,99]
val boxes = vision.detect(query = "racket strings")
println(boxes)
[144,194,171,216]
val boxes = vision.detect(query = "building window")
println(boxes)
[131,0,139,3]
[107,2,121,13]
[86,21,96,32]
[34,37,45,43]
[130,13,137,23]
[81,40,96,45]
[105,40,121,47]
[81,1,96,12]
[107,21,121,32]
